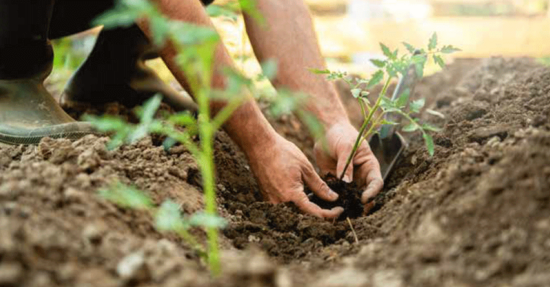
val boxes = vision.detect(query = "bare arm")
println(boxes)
[242,0,348,127]
[242,0,384,204]
[138,0,343,218]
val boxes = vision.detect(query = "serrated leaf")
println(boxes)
[422,123,442,132]
[410,98,425,113]
[351,88,362,99]
[380,96,396,110]
[403,42,415,53]
[367,70,384,89]
[411,54,426,64]
[370,59,386,68]
[402,123,419,132]
[99,183,153,210]
[189,212,228,229]
[441,45,461,54]
[433,55,446,69]
[428,33,438,51]
[380,43,393,59]
[156,200,186,232]
[261,59,278,80]
[426,109,445,119]
[423,133,435,156]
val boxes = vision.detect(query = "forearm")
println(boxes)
[243,0,349,127]
[140,0,277,153]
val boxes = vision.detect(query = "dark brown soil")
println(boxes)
[2,57,550,287]
[309,175,364,220]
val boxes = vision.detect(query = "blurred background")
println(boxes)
[49,0,550,93]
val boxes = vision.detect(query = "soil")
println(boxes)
[309,175,364,220]
[2,57,550,287]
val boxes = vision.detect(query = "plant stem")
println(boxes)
[197,84,221,275]
[339,77,392,180]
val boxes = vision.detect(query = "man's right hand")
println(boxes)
[245,133,344,219]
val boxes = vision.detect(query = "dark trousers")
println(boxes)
[0,0,115,78]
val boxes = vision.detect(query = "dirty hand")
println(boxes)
[314,121,384,205]
[247,134,344,219]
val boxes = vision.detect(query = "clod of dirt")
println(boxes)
[309,175,364,220]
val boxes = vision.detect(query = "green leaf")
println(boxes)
[440,45,461,54]
[189,212,228,229]
[411,54,427,64]
[402,123,419,132]
[433,55,446,69]
[380,119,398,126]
[370,59,386,68]
[415,63,424,78]
[426,109,445,119]
[367,70,384,89]
[395,89,410,108]
[206,5,239,20]
[423,133,435,156]
[428,33,438,51]
[380,96,396,110]
[351,88,362,99]
[422,123,442,132]
[139,95,163,123]
[410,98,426,113]
[380,43,393,59]
[403,42,416,54]
[168,112,197,126]
[309,68,330,74]
[156,200,186,232]
[99,183,153,210]
[260,59,278,80]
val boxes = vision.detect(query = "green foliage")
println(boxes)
[315,33,459,176]
[99,182,153,210]
[87,0,263,276]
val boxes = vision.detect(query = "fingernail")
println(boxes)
[329,189,339,200]
[343,175,352,183]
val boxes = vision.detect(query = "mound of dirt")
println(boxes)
[1,57,550,287]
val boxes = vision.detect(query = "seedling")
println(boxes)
[312,33,459,180]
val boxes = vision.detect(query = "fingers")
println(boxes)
[302,164,339,202]
[336,145,354,183]
[293,193,344,219]
[361,170,384,204]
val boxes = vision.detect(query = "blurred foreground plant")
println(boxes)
[85,0,262,275]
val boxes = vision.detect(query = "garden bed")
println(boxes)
[1,57,549,287]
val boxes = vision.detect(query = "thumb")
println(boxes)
[336,146,354,183]
[302,164,339,202]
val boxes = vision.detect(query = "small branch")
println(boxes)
[340,77,393,180]
[347,217,359,244]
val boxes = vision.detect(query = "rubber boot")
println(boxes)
[0,0,98,145]
[60,25,196,112]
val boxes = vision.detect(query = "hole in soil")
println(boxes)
[309,175,364,220]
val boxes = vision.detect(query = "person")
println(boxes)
[0,0,383,219]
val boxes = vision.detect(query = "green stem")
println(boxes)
[339,77,392,180]
[197,85,220,276]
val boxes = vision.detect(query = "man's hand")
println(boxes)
[314,121,384,205]
[246,134,344,219]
